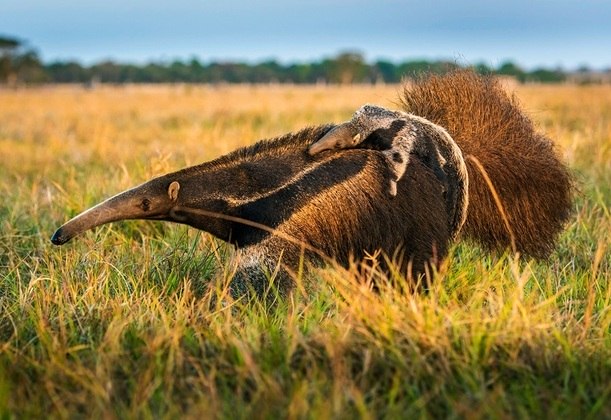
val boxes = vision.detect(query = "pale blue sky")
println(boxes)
[2,0,610,69]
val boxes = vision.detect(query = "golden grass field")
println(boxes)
[0,83,610,417]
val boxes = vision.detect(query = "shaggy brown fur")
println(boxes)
[51,70,573,298]
[401,71,573,257]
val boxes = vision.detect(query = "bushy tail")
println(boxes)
[401,70,573,257]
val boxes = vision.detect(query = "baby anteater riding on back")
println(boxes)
[51,71,573,298]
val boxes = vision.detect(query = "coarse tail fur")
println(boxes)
[51,71,573,298]
[400,71,573,257]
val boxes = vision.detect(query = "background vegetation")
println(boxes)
[3,35,608,85]
[0,83,609,417]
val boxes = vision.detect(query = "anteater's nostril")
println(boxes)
[50,229,66,245]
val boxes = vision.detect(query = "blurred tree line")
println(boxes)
[0,36,584,86]
[1,36,47,84]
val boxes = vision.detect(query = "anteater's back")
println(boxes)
[401,71,573,257]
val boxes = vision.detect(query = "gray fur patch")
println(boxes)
[309,103,469,236]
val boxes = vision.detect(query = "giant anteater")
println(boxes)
[51,71,573,298]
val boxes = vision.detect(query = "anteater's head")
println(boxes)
[51,124,390,249]
[50,176,183,246]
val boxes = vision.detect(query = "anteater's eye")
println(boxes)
[141,198,151,211]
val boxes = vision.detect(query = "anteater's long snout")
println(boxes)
[50,201,122,246]
[50,189,147,246]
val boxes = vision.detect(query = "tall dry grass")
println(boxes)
[0,83,609,418]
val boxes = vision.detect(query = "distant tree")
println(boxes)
[497,61,525,81]
[397,60,439,78]
[188,58,206,82]
[0,36,46,85]
[329,51,367,84]
[168,60,190,82]
[0,37,19,50]
[141,62,168,83]
[373,60,399,83]
[119,64,142,83]
[91,61,122,83]
[287,63,314,84]
[1,36,23,84]
[46,61,89,83]
[13,50,47,83]
[526,68,566,83]
[472,62,493,75]
[0,36,47,84]
[249,60,281,83]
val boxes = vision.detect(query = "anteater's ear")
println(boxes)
[168,181,180,201]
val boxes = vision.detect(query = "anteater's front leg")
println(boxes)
[230,239,305,301]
